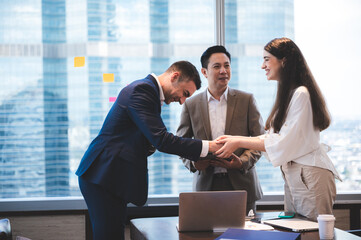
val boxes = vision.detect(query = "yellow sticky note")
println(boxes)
[103,73,114,82]
[74,57,85,67]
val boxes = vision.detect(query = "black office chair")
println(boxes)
[0,218,12,240]
[0,218,13,240]
[347,229,361,237]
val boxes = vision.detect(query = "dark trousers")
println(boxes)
[211,173,256,214]
[78,177,127,240]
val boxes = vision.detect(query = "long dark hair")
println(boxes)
[264,37,331,132]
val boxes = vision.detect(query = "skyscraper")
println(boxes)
[0,0,70,197]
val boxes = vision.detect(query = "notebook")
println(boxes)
[177,190,247,232]
[262,218,319,232]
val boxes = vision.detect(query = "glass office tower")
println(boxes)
[42,0,70,196]
[0,0,69,197]
[0,0,71,197]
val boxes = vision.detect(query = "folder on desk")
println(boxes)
[215,228,301,240]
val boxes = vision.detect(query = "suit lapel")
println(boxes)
[200,91,212,140]
[225,88,236,135]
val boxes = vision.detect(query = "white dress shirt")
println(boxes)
[207,87,228,174]
[261,86,341,180]
[151,73,209,157]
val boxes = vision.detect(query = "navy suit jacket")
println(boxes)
[76,75,202,206]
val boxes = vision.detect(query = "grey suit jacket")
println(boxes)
[176,88,264,204]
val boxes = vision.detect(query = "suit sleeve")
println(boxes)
[238,94,265,172]
[127,83,202,161]
[176,101,198,172]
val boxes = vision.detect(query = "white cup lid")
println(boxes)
[317,214,335,221]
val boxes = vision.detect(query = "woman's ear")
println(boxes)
[281,57,286,68]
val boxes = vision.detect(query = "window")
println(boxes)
[225,0,361,193]
[0,0,360,202]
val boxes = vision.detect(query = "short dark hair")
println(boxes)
[166,61,201,90]
[200,45,231,68]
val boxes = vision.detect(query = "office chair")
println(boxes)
[0,218,12,240]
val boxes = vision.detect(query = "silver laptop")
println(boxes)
[263,218,319,232]
[177,190,247,232]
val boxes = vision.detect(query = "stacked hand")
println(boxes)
[214,135,242,158]
[208,140,223,153]
[196,138,243,171]
[194,153,242,170]
[209,153,242,169]
[195,140,223,171]
[193,159,211,170]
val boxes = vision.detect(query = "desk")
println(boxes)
[130,216,361,240]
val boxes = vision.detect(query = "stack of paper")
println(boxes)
[244,221,274,231]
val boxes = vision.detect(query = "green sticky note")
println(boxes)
[103,73,114,82]
[74,57,85,67]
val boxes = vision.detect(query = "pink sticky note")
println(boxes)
[109,97,117,102]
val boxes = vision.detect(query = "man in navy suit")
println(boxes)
[76,61,221,240]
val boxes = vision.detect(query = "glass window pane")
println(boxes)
[2,0,359,201]
[0,0,214,198]
[148,0,215,196]
[295,0,361,193]
[225,0,361,193]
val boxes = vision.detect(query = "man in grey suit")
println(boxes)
[176,45,264,213]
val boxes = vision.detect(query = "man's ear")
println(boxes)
[170,72,180,83]
[201,68,208,78]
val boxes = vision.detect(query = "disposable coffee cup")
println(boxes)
[317,214,335,239]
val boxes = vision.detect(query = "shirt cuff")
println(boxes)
[200,140,209,157]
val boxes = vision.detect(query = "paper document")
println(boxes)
[244,221,274,231]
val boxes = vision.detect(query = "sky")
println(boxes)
[294,0,361,118]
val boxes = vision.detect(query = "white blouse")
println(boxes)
[261,86,341,180]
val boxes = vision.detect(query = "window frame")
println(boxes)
[0,193,360,212]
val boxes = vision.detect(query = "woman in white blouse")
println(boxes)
[215,37,340,221]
